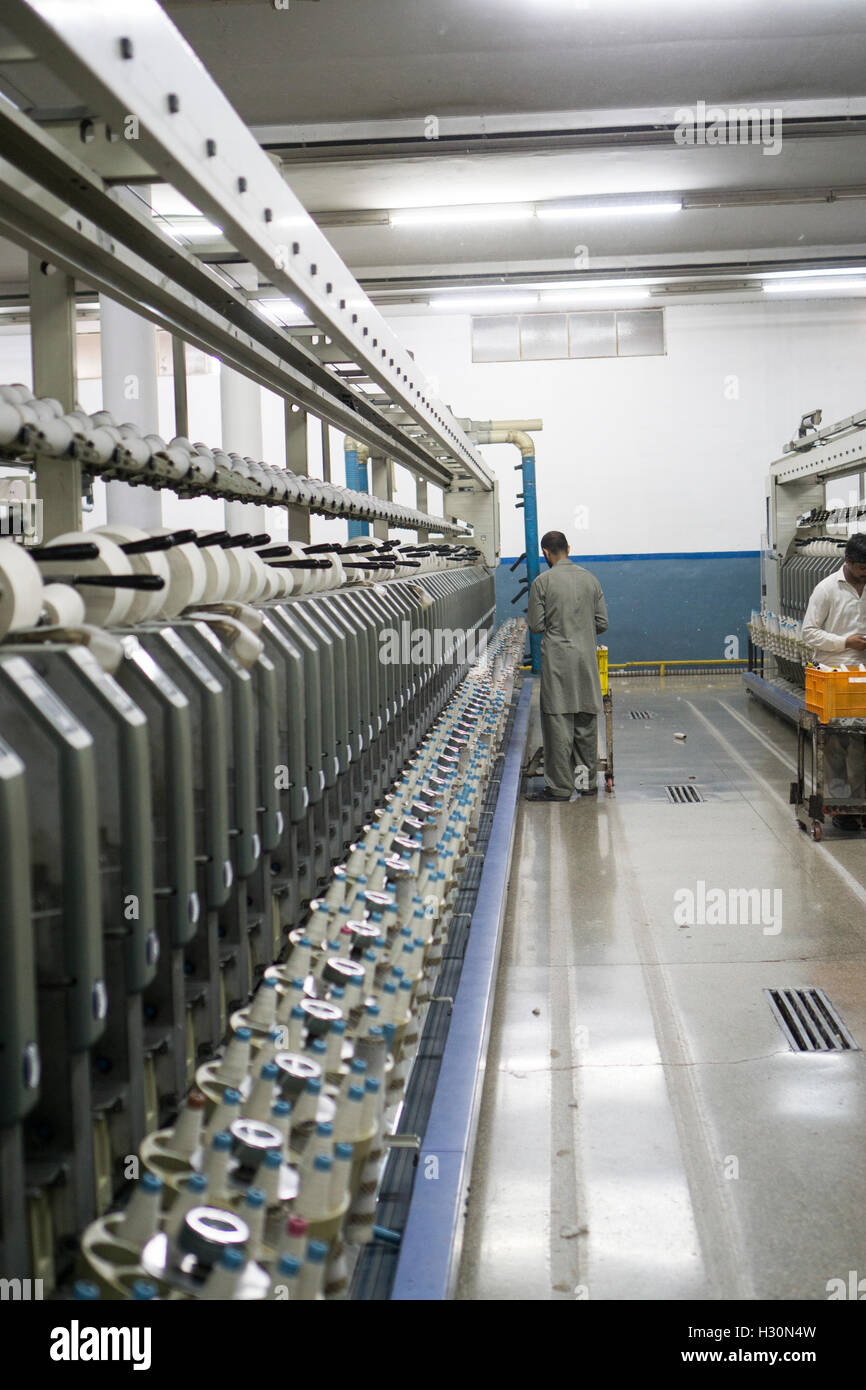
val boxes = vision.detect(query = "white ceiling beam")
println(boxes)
[252,99,866,151]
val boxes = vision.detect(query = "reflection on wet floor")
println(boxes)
[457,677,866,1302]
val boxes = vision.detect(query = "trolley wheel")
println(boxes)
[812,821,823,842]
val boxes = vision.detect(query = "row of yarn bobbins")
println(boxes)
[76,620,526,1298]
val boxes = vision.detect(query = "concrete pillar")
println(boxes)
[221,359,268,536]
[320,418,331,483]
[99,293,162,527]
[285,402,310,542]
[221,265,268,536]
[416,477,430,543]
[29,255,81,539]
[99,188,162,527]
[370,455,392,542]
[172,337,188,439]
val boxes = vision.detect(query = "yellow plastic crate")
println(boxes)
[805,665,866,722]
[597,645,609,696]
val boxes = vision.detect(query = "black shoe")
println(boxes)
[832,814,861,831]
[524,788,572,802]
[580,786,599,797]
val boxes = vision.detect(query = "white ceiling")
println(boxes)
[160,0,866,289]
[162,0,866,124]
[277,137,866,214]
[1,0,866,301]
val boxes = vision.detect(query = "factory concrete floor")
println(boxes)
[456,675,866,1301]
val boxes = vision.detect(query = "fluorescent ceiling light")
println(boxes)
[537,200,682,220]
[390,199,680,228]
[253,297,311,324]
[177,222,223,240]
[255,298,302,313]
[540,287,651,305]
[763,280,866,294]
[431,282,654,311]
[431,294,538,313]
[526,277,659,291]
[149,189,201,217]
[391,206,534,227]
[527,0,748,7]
[760,266,866,280]
[160,218,224,241]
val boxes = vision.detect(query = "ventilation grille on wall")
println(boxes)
[766,987,858,1052]
[665,784,704,804]
[471,308,666,363]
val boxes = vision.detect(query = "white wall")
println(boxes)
[383,299,866,557]
[6,297,864,554]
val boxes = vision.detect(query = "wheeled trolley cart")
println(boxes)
[790,707,866,840]
[599,689,614,794]
[596,646,614,793]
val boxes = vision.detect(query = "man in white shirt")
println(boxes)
[802,532,866,828]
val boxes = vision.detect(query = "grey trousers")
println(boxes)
[541,711,598,798]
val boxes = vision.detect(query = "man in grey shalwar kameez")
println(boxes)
[525,530,609,802]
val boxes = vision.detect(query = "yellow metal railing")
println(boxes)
[519,658,747,676]
[609,659,747,676]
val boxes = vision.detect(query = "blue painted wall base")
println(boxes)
[496,552,761,664]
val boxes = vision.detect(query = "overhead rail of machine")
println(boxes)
[0,0,495,499]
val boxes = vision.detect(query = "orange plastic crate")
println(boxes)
[805,666,866,722]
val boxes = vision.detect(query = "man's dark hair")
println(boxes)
[845,533,866,564]
[541,530,569,555]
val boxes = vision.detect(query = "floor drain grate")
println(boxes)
[665,783,704,803]
[766,988,858,1052]
[630,710,654,719]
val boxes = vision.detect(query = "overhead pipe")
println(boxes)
[344,437,371,539]
[463,419,542,673]
[464,419,543,440]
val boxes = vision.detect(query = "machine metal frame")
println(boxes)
[0,2,522,1298]
[764,413,866,618]
[748,407,866,726]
